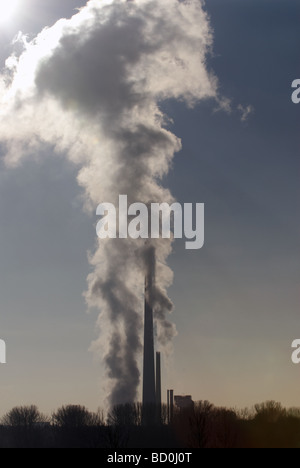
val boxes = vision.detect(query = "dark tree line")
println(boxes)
[0,401,300,448]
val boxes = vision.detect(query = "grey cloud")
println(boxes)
[35,14,147,119]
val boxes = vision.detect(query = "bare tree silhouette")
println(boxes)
[0,400,300,448]
[52,405,102,428]
[2,405,47,427]
[1,405,48,448]
[254,401,286,423]
[51,405,105,448]
[188,401,214,448]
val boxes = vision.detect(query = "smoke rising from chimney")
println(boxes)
[0,0,222,406]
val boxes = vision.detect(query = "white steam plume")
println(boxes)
[0,0,220,406]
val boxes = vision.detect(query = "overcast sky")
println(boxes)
[0,0,299,415]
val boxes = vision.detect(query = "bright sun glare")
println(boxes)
[0,0,19,24]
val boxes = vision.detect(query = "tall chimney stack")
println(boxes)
[142,263,156,424]
[170,389,174,423]
[156,351,162,423]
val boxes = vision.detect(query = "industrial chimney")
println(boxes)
[156,351,162,423]
[142,267,156,424]
[167,389,174,424]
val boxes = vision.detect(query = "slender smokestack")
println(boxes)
[156,352,162,424]
[170,389,174,423]
[167,390,170,424]
[142,265,156,424]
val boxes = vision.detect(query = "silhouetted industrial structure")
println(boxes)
[142,252,191,426]
[142,267,159,424]
[156,352,162,423]
[174,395,194,411]
[167,389,174,424]
[142,261,162,425]
[142,272,156,422]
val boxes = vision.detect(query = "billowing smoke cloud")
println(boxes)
[0,0,220,406]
